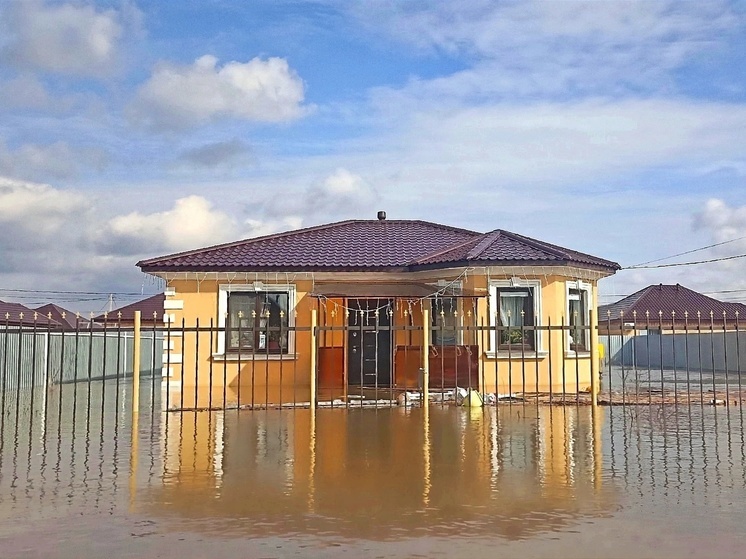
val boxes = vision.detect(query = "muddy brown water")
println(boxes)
[0,384,745,558]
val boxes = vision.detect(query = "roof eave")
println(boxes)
[408,259,620,274]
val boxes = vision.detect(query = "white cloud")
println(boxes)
[347,1,741,98]
[0,177,98,281]
[242,216,304,238]
[345,98,746,195]
[262,167,379,219]
[0,74,52,111]
[0,176,90,233]
[0,178,291,307]
[0,0,125,77]
[599,198,746,305]
[695,199,746,246]
[129,55,309,131]
[0,140,109,181]
[98,195,241,256]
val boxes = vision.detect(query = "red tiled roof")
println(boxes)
[598,284,746,321]
[137,219,620,274]
[94,294,165,323]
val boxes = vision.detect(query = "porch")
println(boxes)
[309,282,486,395]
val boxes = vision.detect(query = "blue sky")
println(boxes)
[1,0,746,311]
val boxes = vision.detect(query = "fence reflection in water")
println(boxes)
[0,403,745,557]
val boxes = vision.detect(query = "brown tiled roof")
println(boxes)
[0,300,59,326]
[137,219,620,274]
[414,229,620,271]
[35,303,92,330]
[598,284,746,322]
[94,294,165,323]
[138,220,479,272]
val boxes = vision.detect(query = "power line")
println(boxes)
[624,252,746,270]
[630,235,746,267]
[0,288,145,296]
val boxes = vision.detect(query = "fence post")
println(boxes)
[590,309,598,407]
[133,310,141,415]
[310,309,317,409]
[423,308,430,406]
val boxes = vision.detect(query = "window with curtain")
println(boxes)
[497,287,535,350]
[568,288,588,351]
[227,291,289,353]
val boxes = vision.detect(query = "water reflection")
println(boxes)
[1,387,745,557]
[139,406,611,540]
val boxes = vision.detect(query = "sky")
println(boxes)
[1,0,746,313]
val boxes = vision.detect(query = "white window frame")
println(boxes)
[488,278,543,356]
[566,280,592,354]
[216,283,297,358]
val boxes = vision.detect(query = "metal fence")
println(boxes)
[1,310,744,425]
[0,327,162,389]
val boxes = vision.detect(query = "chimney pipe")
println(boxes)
[377,210,386,221]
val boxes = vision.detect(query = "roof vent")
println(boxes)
[377,210,386,221]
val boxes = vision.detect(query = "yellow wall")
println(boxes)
[160,272,599,402]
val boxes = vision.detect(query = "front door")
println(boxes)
[347,299,392,387]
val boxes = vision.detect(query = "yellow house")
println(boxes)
[137,213,619,405]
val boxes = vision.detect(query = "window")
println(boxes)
[567,281,591,352]
[497,287,535,350]
[489,279,542,353]
[431,297,459,346]
[227,292,289,352]
[217,284,295,355]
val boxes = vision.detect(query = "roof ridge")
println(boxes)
[410,231,483,265]
[496,229,573,259]
[137,218,481,267]
[466,230,504,259]
[658,284,746,310]
[500,229,621,269]
[403,219,480,236]
[599,283,746,317]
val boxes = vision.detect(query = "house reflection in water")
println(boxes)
[142,406,612,540]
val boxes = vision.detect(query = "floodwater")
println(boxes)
[1,384,745,558]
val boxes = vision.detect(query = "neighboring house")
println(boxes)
[94,294,166,328]
[137,215,620,395]
[0,300,59,327]
[598,284,746,334]
[35,303,94,330]
[598,284,746,370]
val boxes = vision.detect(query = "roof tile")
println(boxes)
[599,284,746,321]
[138,219,620,273]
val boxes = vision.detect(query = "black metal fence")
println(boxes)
[599,312,746,408]
[0,310,744,428]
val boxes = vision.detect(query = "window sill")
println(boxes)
[212,353,299,362]
[564,351,591,359]
[484,351,548,360]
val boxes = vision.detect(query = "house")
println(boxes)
[35,303,94,330]
[598,283,746,370]
[137,214,620,398]
[0,299,59,327]
[598,283,746,334]
[93,294,166,328]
